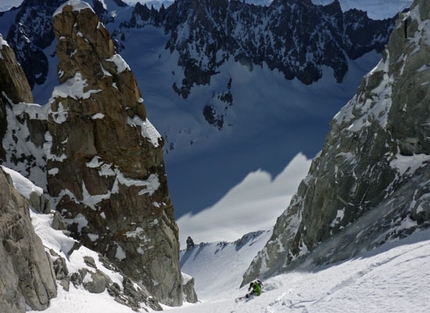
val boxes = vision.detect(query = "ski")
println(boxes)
[234,296,246,303]
[235,295,253,303]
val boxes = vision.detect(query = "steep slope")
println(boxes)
[179,230,271,300]
[243,0,430,284]
[174,229,430,313]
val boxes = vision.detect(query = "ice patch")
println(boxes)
[106,54,130,74]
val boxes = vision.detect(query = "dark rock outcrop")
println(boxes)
[48,1,183,306]
[0,35,48,187]
[243,0,429,284]
[0,168,57,312]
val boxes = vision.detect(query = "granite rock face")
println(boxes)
[48,1,182,306]
[0,35,55,313]
[0,168,57,312]
[0,36,33,105]
[243,0,430,284]
[0,36,34,160]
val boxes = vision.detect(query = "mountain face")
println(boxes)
[117,0,395,97]
[0,34,32,160]
[5,0,395,111]
[242,0,430,284]
[0,0,400,217]
[0,0,193,309]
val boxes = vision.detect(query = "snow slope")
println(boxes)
[176,153,311,247]
[179,230,273,300]
[3,139,430,313]
[173,228,430,313]
[125,44,385,218]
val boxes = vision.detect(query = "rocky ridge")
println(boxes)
[4,0,395,106]
[242,0,430,284]
[0,35,32,161]
[4,0,127,89]
[119,0,395,98]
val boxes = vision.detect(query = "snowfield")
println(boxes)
[172,228,430,313]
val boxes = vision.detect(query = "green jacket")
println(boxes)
[253,282,262,296]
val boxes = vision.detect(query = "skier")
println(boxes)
[236,280,263,302]
[246,280,262,298]
[186,236,195,250]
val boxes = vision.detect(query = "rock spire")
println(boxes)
[47,0,182,305]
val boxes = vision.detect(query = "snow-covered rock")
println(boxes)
[243,0,430,284]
